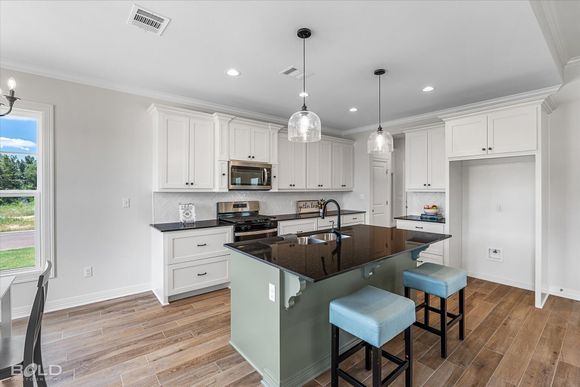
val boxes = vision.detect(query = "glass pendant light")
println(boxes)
[288,28,321,143]
[367,69,394,154]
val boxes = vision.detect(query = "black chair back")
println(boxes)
[22,261,51,387]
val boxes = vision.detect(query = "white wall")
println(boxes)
[548,93,580,299]
[460,156,536,289]
[1,69,155,315]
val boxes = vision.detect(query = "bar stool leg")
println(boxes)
[404,326,413,387]
[424,292,430,327]
[459,288,465,340]
[440,297,447,358]
[365,343,371,371]
[372,346,381,387]
[331,324,339,387]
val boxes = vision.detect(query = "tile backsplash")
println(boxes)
[406,192,446,217]
[153,191,348,223]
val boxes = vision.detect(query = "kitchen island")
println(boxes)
[224,224,450,387]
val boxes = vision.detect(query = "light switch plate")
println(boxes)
[268,283,276,302]
[122,198,131,208]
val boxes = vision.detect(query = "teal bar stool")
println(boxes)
[403,263,467,358]
[329,286,415,387]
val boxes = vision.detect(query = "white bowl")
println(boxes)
[423,208,439,215]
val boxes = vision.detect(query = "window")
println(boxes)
[0,103,53,279]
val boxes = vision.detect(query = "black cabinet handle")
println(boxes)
[415,226,424,229]
[248,155,251,158]
[222,173,226,176]
[482,148,486,151]
[252,156,255,159]
[488,147,492,151]
[185,182,190,185]
[196,243,207,247]
[273,176,277,179]
[427,184,431,186]
[197,272,207,276]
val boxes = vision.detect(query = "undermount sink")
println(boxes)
[309,232,351,242]
[296,236,324,245]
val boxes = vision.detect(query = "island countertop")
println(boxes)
[224,224,450,282]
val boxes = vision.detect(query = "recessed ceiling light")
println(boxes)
[349,107,358,112]
[299,91,309,97]
[422,85,435,92]
[226,68,241,77]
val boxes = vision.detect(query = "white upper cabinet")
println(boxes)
[229,122,272,163]
[446,115,488,158]
[445,105,538,159]
[331,142,354,190]
[487,106,537,155]
[428,128,446,190]
[159,114,190,189]
[405,127,445,191]
[405,131,429,190]
[278,134,306,190]
[306,140,332,189]
[152,106,215,191]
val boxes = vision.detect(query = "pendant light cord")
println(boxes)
[377,73,382,131]
[302,36,307,111]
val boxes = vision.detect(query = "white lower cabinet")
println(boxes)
[395,219,444,265]
[280,213,366,234]
[278,218,318,235]
[151,226,233,305]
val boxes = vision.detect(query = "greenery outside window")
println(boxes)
[0,102,53,280]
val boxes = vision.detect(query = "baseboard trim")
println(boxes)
[12,283,151,320]
[467,271,533,291]
[549,286,580,301]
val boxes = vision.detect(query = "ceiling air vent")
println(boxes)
[128,4,170,36]
[279,66,312,80]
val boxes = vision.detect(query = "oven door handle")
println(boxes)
[234,228,278,237]
[263,167,268,185]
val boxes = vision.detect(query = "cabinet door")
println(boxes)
[319,141,333,189]
[446,115,488,157]
[251,127,271,162]
[306,142,321,189]
[229,123,253,161]
[278,134,294,189]
[487,106,537,154]
[278,219,317,235]
[331,143,344,189]
[428,128,445,190]
[190,118,214,189]
[159,114,190,189]
[405,131,429,190]
[342,143,354,190]
[293,142,307,189]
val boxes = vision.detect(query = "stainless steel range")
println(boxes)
[217,201,278,242]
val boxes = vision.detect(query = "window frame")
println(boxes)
[0,101,54,282]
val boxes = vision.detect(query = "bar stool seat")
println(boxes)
[330,286,415,348]
[329,286,415,387]
[403,262,467,359]
[403,263,467,299]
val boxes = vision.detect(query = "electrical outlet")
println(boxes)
[268,283,276,302]
[122,198,131,208]
[83,266,93,278]
[488,248,503,261]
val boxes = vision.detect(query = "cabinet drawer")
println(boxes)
[166,227,232,264]
[417,252,443,266]
[168,257,229,296]
[396,219,444,234]
[278,219,317,235]
[342,213,364,225]
[317,216,338,230]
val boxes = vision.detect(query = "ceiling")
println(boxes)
[0,1,563,131]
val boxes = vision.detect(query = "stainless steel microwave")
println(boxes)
[229,161,272,190]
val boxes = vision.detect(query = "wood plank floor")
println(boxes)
[1,278,579,387]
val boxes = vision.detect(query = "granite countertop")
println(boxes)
[151,209,366,232]
[151,219,229,232]
[395,215,446,224]
[266,209,366,221]
[224,224,450,282]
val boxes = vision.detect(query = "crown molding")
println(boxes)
[0,60,345,136]
[344,85,561,136]
[529,0,566,79]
